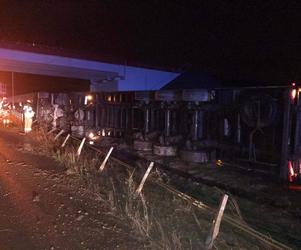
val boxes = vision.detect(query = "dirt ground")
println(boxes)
[1,124,300,249]
[0,126,143,250]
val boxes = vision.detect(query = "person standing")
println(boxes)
[24,106,35,133]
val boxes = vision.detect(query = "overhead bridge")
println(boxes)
[0,46,180,92]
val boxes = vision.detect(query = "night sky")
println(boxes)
[0,0,301,84]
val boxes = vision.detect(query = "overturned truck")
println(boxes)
[10,84,301,184]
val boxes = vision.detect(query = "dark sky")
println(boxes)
[0,0,301,83]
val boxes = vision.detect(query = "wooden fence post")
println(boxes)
[205,194,229,249]
[47,127,57,134]
[136,162,154,195]
[76,138,86,157]
[54,129,64,141]
[61,134,70,148]
[98,147,114,172]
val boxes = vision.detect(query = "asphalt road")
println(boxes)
[0,126,141,250]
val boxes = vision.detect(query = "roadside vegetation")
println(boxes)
[30,128,293,249]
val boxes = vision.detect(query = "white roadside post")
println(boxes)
[47,127,57,134]
[61,134,70,148]
[205,194,229,249]
[54,129,64,141]
[98,147,114,172]
[135,162,154,195]
[76,138,86,157]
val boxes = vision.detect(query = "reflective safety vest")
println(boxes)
[24,109,35,119]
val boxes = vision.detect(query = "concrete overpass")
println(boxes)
[0,46,180,92]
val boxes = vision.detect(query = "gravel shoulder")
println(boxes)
[0,127,143,250]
